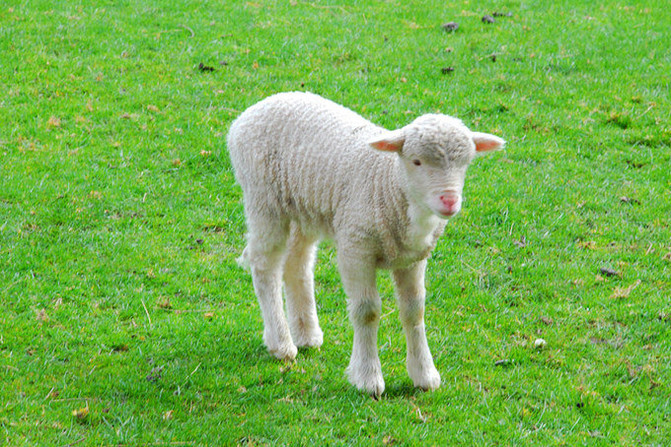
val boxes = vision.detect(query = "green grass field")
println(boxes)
[1,0,670,444]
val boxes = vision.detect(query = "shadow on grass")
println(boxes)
[382,382,420,399]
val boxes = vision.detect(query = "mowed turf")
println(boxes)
[1,0,670,445]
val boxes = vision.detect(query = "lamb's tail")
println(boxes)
[236,246,251,271]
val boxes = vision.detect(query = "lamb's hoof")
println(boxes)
[411,366,441,391]
[347,365,385,398]
[293,328,324,349]
[267,342,298,361]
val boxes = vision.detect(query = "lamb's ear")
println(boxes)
[368,129,405,152]
[472,132,505,154]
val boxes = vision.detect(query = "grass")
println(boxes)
[1,0,670,444]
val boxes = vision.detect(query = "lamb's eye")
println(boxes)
[412,159,422,166]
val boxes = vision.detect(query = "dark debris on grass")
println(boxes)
[198,62,215,72]
[599,267,621,278]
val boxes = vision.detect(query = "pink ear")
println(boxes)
[472,132,505,153]
[368,130,405,152]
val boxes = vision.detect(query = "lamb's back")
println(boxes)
[228,92,376,157]
[227,92,391,231]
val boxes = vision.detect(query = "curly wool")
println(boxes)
[228,92,445,268]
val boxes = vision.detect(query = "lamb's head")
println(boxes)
[369,114,504,219]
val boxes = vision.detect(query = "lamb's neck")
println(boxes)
[388,161,445,252]
[406,202,443,248]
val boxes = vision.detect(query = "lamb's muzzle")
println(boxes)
[438,191,461,216]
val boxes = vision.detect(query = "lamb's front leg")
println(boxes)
[393,261,441,391]
[339,257,384,397]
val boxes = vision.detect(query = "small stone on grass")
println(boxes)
[442,21,459,32]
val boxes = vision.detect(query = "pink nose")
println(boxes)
[440,192,459,209]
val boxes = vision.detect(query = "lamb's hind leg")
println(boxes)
[283,224,323,348]
[246,217,297,361]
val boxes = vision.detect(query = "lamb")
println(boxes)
[227,92,504,396]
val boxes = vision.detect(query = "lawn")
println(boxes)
[1,0,670,445]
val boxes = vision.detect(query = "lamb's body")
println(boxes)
[228,92,445,269]
[227,92,504,396]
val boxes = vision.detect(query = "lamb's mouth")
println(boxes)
[438,210,457,218]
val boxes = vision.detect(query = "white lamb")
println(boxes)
[227,92,504,396]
